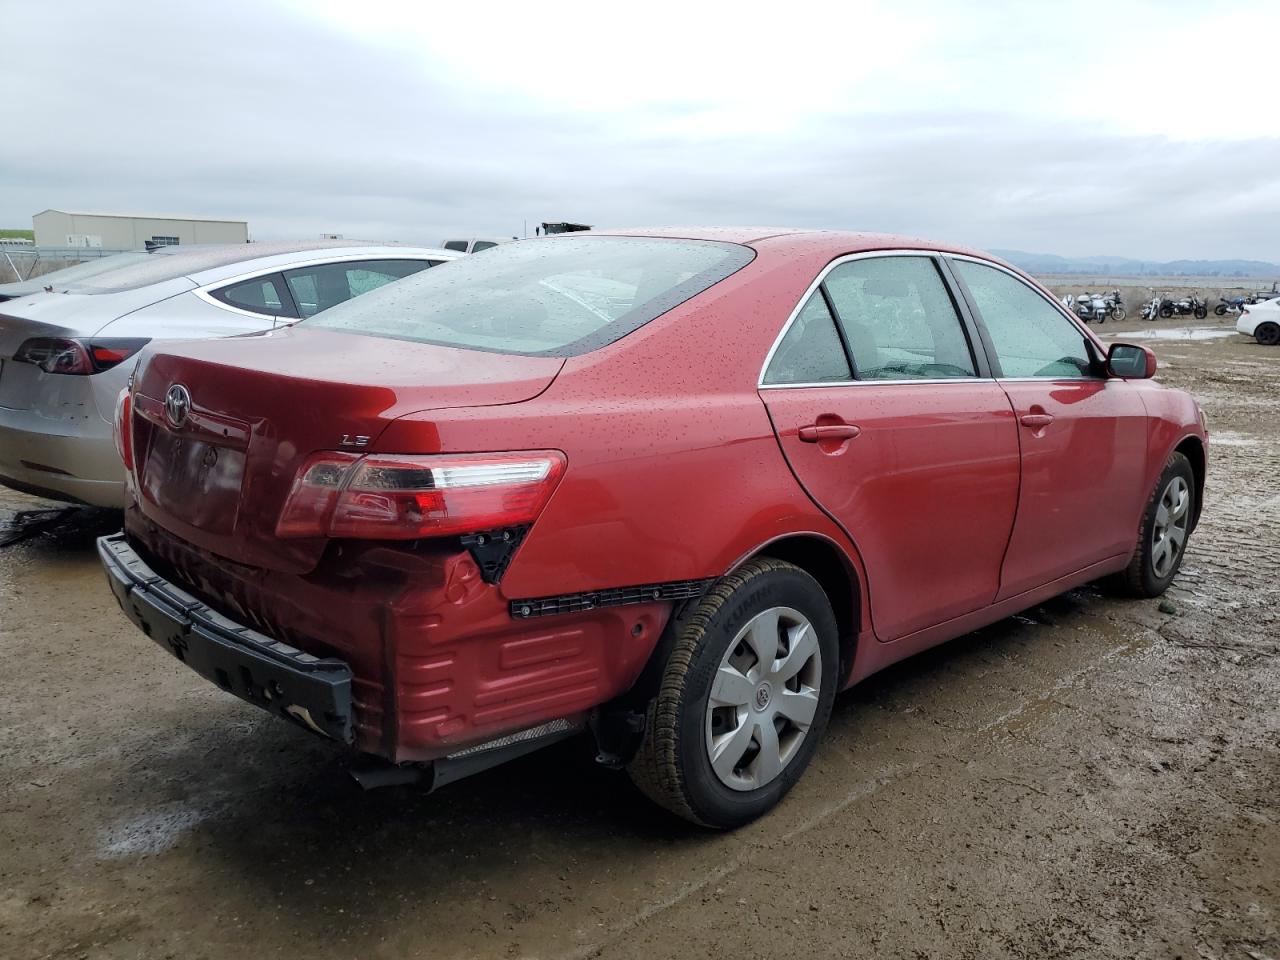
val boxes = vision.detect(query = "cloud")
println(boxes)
[1,0,1277,260]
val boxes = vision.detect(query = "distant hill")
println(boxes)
[991,249,1280,279]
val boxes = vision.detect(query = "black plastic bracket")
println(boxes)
[509,577,715,619]
[589,706,647,767]
[460,526,528,584]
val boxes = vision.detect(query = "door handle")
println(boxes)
[1019,413,1054,429]
[799,423,862,442]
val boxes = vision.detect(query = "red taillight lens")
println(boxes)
[112,388,134,471]
[275,452,362,538]
[13,337,150,375]
[275,451,566,540]
[14,337,93,374]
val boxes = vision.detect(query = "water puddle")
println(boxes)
[1104,327,1237,341]
[1207,431,1259,448]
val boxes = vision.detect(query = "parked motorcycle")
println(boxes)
[1215,296,1248,316]
[1158,293,1208,320]
[1074,289,1125,323]
[1140,296,1161,321]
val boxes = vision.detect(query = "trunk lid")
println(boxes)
[0,280,192,409]
[129,326,564,573]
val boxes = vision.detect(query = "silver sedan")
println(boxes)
[0,241,457,506]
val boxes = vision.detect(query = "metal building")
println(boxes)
[32,209,249,250]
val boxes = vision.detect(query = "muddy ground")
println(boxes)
[1,317,1276,960]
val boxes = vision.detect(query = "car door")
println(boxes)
[949,257,1149,598]
[760,253,1021,642]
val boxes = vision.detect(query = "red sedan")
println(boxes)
[100,228,1207,828]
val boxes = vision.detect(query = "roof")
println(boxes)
[593,226,805,243]
[7,241,455,296]
[588,226,996,260]
[33,208,248,225]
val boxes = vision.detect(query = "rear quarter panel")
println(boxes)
[375,242,873,616]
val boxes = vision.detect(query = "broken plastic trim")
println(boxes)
[349,718,580,791]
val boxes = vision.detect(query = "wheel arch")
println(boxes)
[745,533,863,687]
[595,531,865,765]
[1174,434,1206,531]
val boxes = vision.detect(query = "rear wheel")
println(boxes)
[1115,452,1195,598]
[1256,322,1280,346]
[1159,305,1174,318]
[1214,304,1227,316]
[627,558,839,829]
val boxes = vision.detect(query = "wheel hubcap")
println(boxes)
[1151,475,1191,578]
[705,606,822,792]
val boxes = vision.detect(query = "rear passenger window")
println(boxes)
[952,260,1095,378]
[762,293,852,385]
[471,241,498,252]
[443,241,469,252]
[824,257,976,380]
[344,259,433,295]
[284,259,432,318]
[210,274,292,317]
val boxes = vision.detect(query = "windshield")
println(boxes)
[308,236,754,356]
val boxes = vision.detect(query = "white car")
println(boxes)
[1237,297,1280,345]
[0,241,457,506]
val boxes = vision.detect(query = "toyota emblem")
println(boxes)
[164,384,192,428]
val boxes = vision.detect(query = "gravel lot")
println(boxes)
[1,316,1276,960]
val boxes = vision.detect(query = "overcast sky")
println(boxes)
[3,0,1278,261]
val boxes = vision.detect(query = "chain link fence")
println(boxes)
[0,246,130,283]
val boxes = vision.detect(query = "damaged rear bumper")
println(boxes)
[97,532,354,744]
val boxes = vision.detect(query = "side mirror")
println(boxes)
[1107,342,1157,379]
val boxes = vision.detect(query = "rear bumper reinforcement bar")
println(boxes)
[97,533,354,744]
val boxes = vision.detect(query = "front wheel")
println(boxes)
[1256,322,1280,346]
[1194,306,1208,319]
[627,558,839,829]
[1111,307,1126,322]
[1114,452,1196,598]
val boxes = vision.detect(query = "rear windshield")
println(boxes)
[50,240,368,294]
[307,236,755,356]
[0,250,154,292]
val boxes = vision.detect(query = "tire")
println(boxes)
[627,558,840,829]
[1214,304,1227,316]
[1256,322,1280,346]
[1194,306,1208,320]
[1111,307,1126,322]
[1114,452,1196,598]
[1159,306,1174,318]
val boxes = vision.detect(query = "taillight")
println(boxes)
[13,337,150,375]
[276,451,566,540]
[112,388,134,471]
[275,452,362,538]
